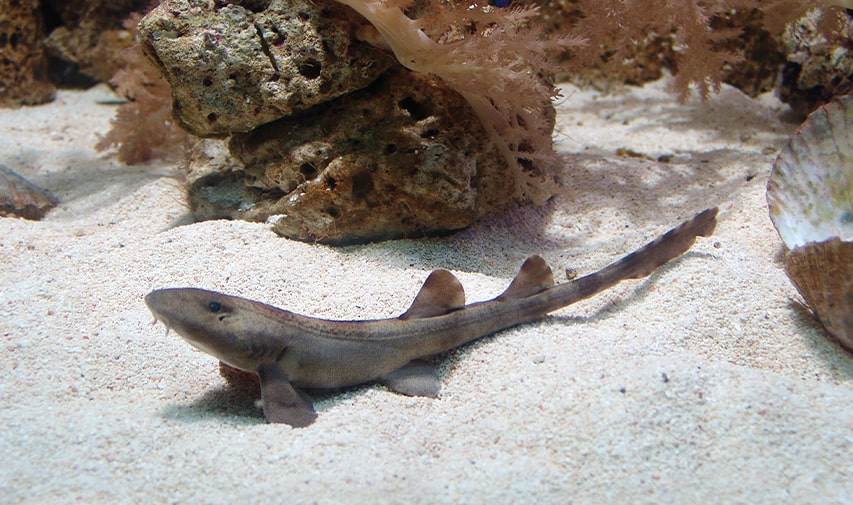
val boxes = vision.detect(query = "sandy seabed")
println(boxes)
[1,79,850,504]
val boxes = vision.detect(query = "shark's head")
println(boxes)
[144,288,285,371]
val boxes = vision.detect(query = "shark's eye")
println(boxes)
[208,301,222,312]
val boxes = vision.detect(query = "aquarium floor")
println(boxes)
[1,79,849,504]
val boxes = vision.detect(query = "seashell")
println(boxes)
[0,164,59,220]
[785,238,853,348]
[767,96,853,350]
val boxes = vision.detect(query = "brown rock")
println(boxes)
[137,0,394,136]
[779,8,853,118]
[0,0,55,107]
[43,0,151,84]
[187,68,515,245]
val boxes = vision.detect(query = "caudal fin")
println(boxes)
[617,206,718,280]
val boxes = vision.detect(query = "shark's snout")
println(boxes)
[144,288,201,329]
[143,287,268,371]
[144,290,163,313]
[144,289,176,321]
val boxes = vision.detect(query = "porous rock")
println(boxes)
[0,0,56,107]
[43,0,151,85]
[186,67,515,245]
[137,0,395,136]
[779,8,853,118]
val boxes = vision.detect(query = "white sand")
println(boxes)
[1,80,850,504]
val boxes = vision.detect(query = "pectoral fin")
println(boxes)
[399,269,465,319]
[382,360,441,398]
[257,363,317,428]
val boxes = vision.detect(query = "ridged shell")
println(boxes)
[767,96,853,246]
[785,238,853,349]
[0,164,58,220]
[767,96,853,349]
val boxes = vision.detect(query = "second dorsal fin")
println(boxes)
[498,255,555,300]
[399,269,466,319]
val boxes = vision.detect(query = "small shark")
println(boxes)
[146,208,717,427]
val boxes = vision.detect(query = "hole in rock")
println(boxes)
[298,59,321,79]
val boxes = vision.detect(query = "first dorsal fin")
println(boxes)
[498,255,555,300]
[399,269,466,319]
